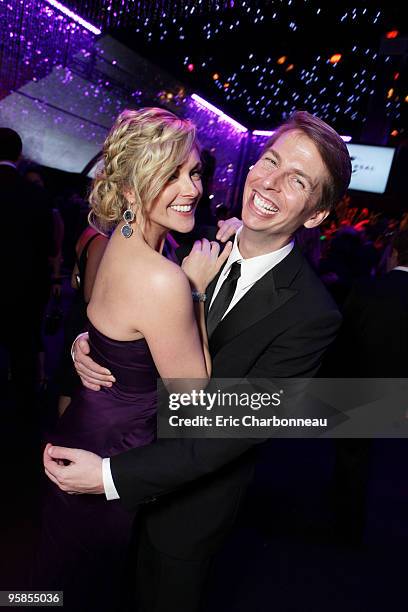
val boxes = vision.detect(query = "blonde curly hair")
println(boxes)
[89,107,198,232]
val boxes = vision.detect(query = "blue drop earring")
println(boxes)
[121,208,135,238]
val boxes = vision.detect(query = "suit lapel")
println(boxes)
[209,245,304,356]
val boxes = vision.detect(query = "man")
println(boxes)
[0,128,53,405]
[339,228,408,377]
[324,228,408,546]
[44,112,351,611]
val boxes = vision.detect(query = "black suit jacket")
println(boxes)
[327,269,408,377]
[111,245,341,558]
[0,165,53,303]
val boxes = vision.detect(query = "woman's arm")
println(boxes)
[143,266,210,382]
[72,240,232,387]
[132,240,231,384]
[180,239,232,378]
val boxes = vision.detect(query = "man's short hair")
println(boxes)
[0,127,23,162]
[393,229,408,266]
[262,111,352,212]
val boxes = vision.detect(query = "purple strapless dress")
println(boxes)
[33,322,158,611]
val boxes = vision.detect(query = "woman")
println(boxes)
[33,108,232,610]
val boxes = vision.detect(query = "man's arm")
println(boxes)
[110,309,341,511]
[72,333,116,391]
[44,309,340,500]
[111,437,262,508]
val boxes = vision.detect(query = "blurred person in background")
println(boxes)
[0,128,54,409]
[320,228,408,546]
[21,163,64,388]
[57,225,108,416]
[319,225,370,306]
[294,225,322,271]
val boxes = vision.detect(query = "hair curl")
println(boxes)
[89,108,198,232]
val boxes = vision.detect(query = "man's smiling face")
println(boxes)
[242,129,330,239]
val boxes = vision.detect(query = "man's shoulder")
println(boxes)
[382,269,408,290]
[360,270,408,309]
[353,270,408,297]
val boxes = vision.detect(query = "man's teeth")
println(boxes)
[170,205,193,213]
[253,193,279,214]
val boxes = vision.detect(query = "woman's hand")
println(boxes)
[182,239,233,293]
[216,217,243,242]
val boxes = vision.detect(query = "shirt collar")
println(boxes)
[0,161,17,169]
[222,225,243,269]
[221,227,295,289]
[393,266,408,273]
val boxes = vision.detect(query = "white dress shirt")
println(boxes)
[393,266,408,273]
[102,458,119,500]
[210,227,294,319]
[102,230,294,501]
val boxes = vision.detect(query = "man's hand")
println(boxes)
[216,217,242,242]
[73,333,116,390]
[43,443,104,494]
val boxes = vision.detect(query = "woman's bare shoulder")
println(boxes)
[139,251,189,296]
[99,239,189,310]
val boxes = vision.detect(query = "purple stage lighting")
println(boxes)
[44,0,101,35]
[252,130,276,136]
[191,93,248,133]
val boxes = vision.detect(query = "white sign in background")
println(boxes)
[346,143,395,194]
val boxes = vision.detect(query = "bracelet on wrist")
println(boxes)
[192,290,207,303]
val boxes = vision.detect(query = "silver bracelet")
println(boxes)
[192,290,207,302]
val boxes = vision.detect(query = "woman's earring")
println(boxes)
[121,208,135,238]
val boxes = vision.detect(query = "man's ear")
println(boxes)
[303,208,330,229]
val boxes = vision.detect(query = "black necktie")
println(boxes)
[207,262,241,337]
